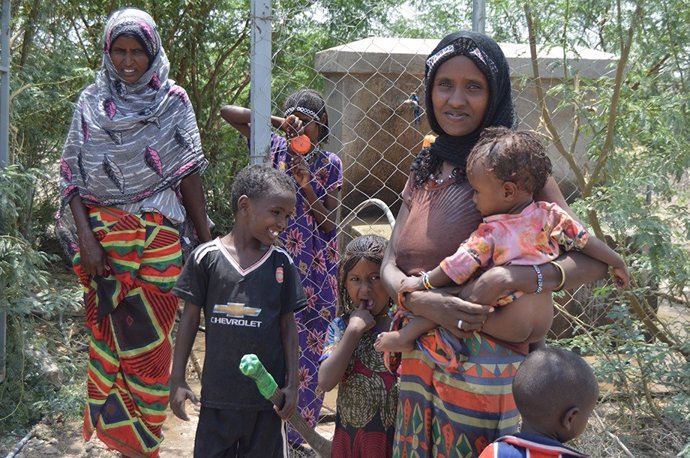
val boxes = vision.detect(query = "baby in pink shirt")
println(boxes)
[375,127,629,358]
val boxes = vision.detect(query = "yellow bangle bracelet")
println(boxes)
[422,271,435,290]
[550,261,566,291]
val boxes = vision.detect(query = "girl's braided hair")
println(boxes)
[337,235,388,316]
[283,88,329,143]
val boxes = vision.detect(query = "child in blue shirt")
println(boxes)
[479,347,599,458]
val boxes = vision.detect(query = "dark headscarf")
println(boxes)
[412,31,516,187]
[107,15,159,63]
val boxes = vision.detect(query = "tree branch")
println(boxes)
[523,3,587,192]
[584,3,643,197]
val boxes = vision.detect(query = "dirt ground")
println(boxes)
[1,329,336,458]
[1,285,686,457]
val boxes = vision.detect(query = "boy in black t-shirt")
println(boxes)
[170,164,307,458]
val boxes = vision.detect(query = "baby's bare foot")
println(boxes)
[374,331,415,353]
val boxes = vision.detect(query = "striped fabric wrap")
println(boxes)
[393,333,525,458]
[74,207,182,458]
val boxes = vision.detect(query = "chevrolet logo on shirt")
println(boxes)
[213,302,262,317]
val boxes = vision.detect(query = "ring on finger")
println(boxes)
[457,319,463,330]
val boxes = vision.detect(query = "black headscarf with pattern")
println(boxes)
[412,31,516,187]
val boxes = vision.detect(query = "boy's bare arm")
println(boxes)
[275,312,299,419]
[170,302,201,421]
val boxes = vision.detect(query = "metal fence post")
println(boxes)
[249,0,272,165]
[0,0,11,383]
[472,0,486,33]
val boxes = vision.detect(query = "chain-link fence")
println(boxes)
[1,1,687,456]
[244,4,690,457]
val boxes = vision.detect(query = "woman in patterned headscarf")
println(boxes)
[56,7,211,457]
[381,31,607,457]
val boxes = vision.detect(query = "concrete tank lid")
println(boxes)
[315,37,617,79]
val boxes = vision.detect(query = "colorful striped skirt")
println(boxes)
[392,333,525,458]
[72,207,182,458]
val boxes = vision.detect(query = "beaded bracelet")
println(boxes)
[533,265,543,294]
[421,271,435,290]
[549,261,566,292]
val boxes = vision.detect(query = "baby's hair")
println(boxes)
[231,164,295,212]
[466,126,552,194]
[513,347,599,431]
[283,88,329,143]
[337,235,388,316]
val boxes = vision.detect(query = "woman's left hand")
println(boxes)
[291,156,311,189]
[404,288,493,338]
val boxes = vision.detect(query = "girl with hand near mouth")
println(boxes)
[318,235,399,458]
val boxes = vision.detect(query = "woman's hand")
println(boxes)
[290,155,311,189]
[404,288,494,338]
[78,231,110,277]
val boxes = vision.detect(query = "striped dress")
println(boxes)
[391,174,528,457]
[74,208,182,458]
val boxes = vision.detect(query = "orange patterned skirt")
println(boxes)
[393,332,525,458]
[73,207,182,458]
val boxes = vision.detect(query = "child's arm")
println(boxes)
[219,105,297,138]
[169,302,201,421]
[292,160,340,233]
[580,236,630,289]
[274,311,299,420]
[398,266,453,295]
[425,265,454,290]
[399,274,424,294]
[318,305,375,392]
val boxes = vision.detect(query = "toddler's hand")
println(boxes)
[169,379,199,421]
[274,384,297,420]
[399,275,423,294]
[612,264,630,289]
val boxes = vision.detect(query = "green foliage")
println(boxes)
[2,0,689,454]
[0,164,84,434]
[0,311,88,437]
[0,165,52,313]
[551,303,690,452]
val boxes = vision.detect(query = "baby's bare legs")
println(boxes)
[374,316,437,353]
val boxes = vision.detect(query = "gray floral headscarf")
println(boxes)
[56,7,208,258]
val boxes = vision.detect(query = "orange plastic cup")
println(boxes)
[290,135,312,156]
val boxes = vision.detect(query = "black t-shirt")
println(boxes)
[173,238,307,410]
